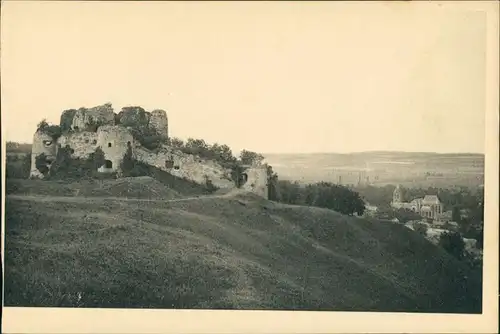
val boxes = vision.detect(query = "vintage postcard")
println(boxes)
[1,1,498,333]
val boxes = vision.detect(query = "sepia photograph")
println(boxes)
[1,1,498,333]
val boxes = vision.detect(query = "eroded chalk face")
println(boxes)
[30,131,58,178]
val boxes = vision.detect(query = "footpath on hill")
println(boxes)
[4,179,482,313]
[7,193,231,204]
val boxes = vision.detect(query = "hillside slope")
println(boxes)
[4,181,481,312]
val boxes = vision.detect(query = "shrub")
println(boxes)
[6,153,31,179]
[48,146,107,180]
[276,181,365,216]
[37,119,62,140]
[240,150,264,166]
[204,175,218,194]
[129,126,163,151]
[35,153,50,176]
[413,223,428,236]
[6,142,32,154]
[439,231,465,260]
[394,208,422,224]
[120,142,134,175]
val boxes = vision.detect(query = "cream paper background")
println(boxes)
[1,1,498,333]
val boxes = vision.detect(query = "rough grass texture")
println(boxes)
[4,179,482,312]
[6,177,188,199]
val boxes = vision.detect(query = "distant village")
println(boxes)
[361,184,483,259]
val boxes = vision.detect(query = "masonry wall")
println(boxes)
[30,131,58,178]
[97,125,134,173]
[149,109,168,138]
[241,166,269,199]
[134,146,235,189]
[58,132,99,159]
[71,104,115,131]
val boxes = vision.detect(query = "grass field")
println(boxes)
[4,178,482,312]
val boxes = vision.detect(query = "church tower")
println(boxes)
[391,184,404,208]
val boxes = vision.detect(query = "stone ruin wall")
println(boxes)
[149,110,168,138]
[71,104,115,131]
[58,132,99,159]
[134,146,235,189]
[30,131,58,178]
[97,126,134,173]
[241,166,269,199]
[30,103,269,198]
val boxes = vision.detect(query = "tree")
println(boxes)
[277,181,365,216]
[185,138,209,157]
[394,208,421,224]
[267,165,280,201]
[37,119,49,131]
[169,137,185,149]
[240,150,264,166]
[120,142,135,175]
[49,146,106,179]
[89,147,106,172]
[414,223,428,237]
[439,231,465,260]
[37,119,62,140]
[34,153,50,176]
[452,206,461,223]
[475,229,484,250]
[6,153,31,179]
[203,175,218,194]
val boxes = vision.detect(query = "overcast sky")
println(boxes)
[1,1,489,154]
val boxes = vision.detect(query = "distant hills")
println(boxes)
[5,142,485,189]
[263,151,484,188]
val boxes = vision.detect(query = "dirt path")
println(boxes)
[6,193,236,204]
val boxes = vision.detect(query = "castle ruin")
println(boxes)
[30,103,269,199]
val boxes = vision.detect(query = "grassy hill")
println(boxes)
[4,178,482,312]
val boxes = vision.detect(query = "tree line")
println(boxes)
[273,180,366,216]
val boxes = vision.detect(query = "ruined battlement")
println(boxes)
[30,103,268,199]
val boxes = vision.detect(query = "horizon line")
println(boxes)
[5,140,484,156]
[261,150,485,156]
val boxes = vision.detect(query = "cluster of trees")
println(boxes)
[35,145,111,180]
[413,223,480,269]
[275,180,365,216]
[167,137,265,167]
[6,153,31,179]
[439,231,467,260]
[6,142,32,154]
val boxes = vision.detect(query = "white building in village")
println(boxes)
[391,185,444,220]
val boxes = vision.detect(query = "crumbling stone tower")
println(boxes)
[30,131,58,178]
[149,109,168,139]
[96,125,135,173]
